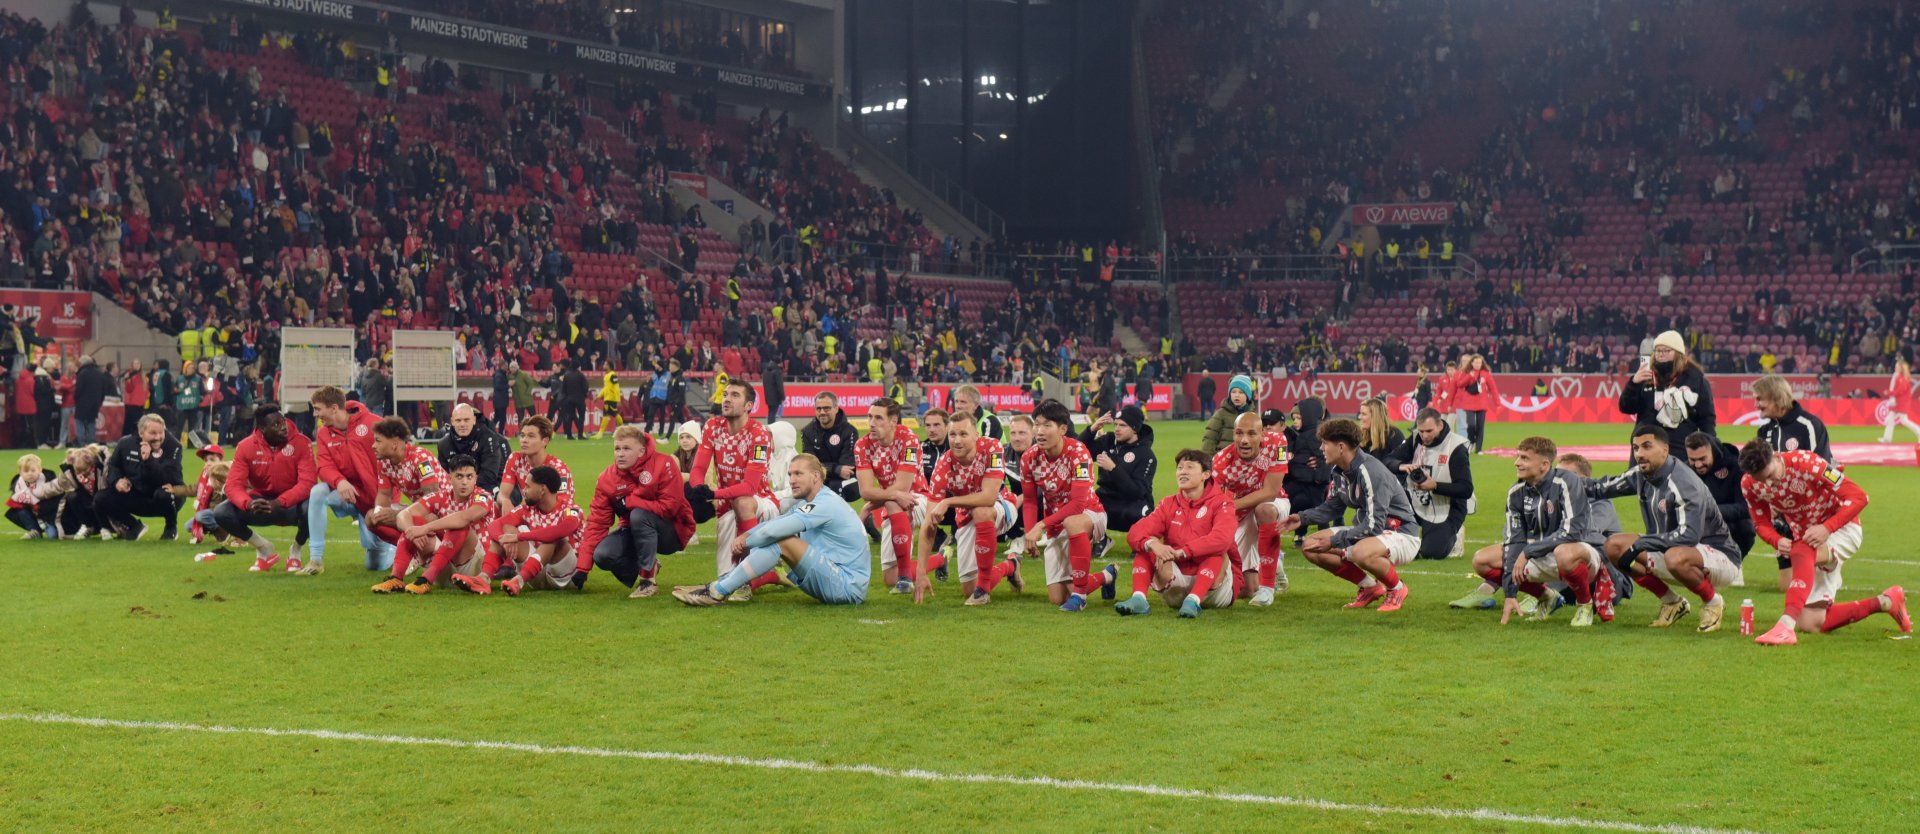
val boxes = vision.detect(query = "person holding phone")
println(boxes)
[1618,330,1715,448]
[1453,355,1496,453]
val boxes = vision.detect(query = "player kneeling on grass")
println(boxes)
[1737,440,1910,645]
[1115,449,1238,619]
[1469,436,1608,627]
[1213,411,1290,606]
[1586,425,1740,633]
[459,465,584,596]
[210,404,317,573]
[371,454,496,595]
[1280,418,1421,612]
[857,397,930,595]
[1022,399,1118,612]
[910,418,1022,605]
[674,454,871,606]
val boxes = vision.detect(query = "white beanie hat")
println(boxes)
[1653,330,1687,356]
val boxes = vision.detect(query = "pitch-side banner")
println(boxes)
[1183,372,1898,425]
[1349,202,1453,226]
[1379,394,1893,429]
[455,378,1171,420]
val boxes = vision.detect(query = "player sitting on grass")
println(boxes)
[1587,425,1739,633]
[674,455,871,607]
[1467,436,1607,627]
[1738,440,1910,645]
[1115,449,1238,618]
[459,465,585,596]
[372,454,496,595]
[1212,411,1290,606]
[1281,417,1421,612]
[211,405,316,573]
[911,417,1022,605]
[1021,399,1118,612]
[366,417,447,574]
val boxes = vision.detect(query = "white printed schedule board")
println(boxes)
[279,327,359,404]
[391,330,459,402]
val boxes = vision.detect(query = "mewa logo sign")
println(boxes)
[1350,203,1453,226]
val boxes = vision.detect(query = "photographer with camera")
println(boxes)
[1389,407,1475,560]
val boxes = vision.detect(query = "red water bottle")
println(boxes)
[1739,599,1755,636]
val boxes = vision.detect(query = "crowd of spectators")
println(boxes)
[1161,0,1920,378]
[388,0,805,78]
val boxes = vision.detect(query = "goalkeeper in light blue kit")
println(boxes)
[674,454,871,606]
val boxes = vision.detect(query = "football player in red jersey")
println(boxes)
[911,418,1022,605]
[688,379,779,596]
[857,397,929,594]
[1211,412,1290,605]
[371,454,496,594]
[364,417,447,576]
[1738,440,1909,644]
[1021,400,1117,611]
[460,465,585,596]
[497,415,575,515]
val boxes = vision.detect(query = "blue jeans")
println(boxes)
[56,407,75,446]
[307,482,392,569]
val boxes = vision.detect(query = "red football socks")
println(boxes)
[1518,581,1550,600]
[1131,553,1154,596]
[1190,556,1223,600]
[889,512,914,578]
[971,518,997,584]
[1687,577,1717,603]
[1783,543,1817,619]
[1069,532,1098,595]
[1820,597,1883,632]
[1256,521,1281,589]
[748,571,781,590]
[1634,574,1673,598]
[1476,564,1504,586]
[391,538,418,580]
[1563,561,1593,604]
[1330,561,1369,586]
[516,555,544,582]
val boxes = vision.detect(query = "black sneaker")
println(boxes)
[161,523,178,541]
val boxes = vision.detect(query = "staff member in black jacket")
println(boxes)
[802,391,860,502]
[1080,404,1157,534]
[440,403,510,491]
[95,413,186,539]
[1750,375,1831,461]
[73,355,113,445]
[1618,330,1714,448]
[1684,432,1754,574]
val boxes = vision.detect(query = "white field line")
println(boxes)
[0,712,1769,834]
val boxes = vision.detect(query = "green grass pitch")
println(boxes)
[0,420,1913,833]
